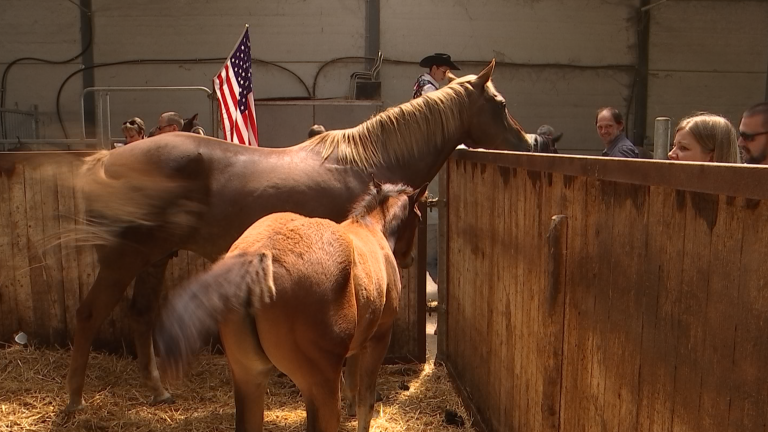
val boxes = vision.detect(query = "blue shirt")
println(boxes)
[602,134,638,158]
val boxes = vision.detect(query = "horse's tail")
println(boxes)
[154,251,276,379]
[73,149,203,246]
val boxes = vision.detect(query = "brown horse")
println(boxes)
[63,59,532,412]
[154,181,428,432]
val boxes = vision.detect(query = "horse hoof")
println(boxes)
[345,406,357,417]
[63,402,85,413]
[150,394,175,406]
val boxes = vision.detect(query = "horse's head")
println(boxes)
[447,59,531,152]
[349,179,429,269]
[181,113,206,136]
[390,181,429,269]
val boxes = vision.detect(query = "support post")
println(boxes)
[80,0,95,139]
[632,1,651,147]
[653,117,671,160]
[364,0,380,70]
[436,165,449,363]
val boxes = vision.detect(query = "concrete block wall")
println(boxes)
[3,0,765,150]
[646,0,768,151]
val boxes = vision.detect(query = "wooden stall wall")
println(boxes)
[0,153,425,363]
[441,151,768,432]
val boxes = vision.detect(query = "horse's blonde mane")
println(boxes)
[307,79,476,169]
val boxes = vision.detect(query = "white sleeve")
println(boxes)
[421,83,438,95]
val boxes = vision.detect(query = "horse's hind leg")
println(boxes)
[342,354,360,416]
[354,327,393,432]
[130,253,174,405]
[66,247,148,412]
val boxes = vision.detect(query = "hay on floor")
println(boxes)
[0,344,475,431]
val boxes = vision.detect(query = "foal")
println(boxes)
[154,181,428,432]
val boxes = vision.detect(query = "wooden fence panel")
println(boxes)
[445,159,568,432]
[441,151,768,432]
[0,167,18,338]
[1,154,425,363]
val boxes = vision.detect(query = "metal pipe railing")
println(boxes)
[81,86,215,147]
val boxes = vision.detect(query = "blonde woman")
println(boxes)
[121,117,146,144]
[668,112,741,163]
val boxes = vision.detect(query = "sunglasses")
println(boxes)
[739,130,768,142]
[122,120,140,127]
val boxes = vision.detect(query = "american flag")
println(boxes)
[214,25,258,146]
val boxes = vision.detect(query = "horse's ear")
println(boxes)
[190,113,199,122]
[410,182,429,204]
[370,174,383,191]
[446,70,458,84]
[473,58,496,87]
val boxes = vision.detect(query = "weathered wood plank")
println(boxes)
[671,191,716,431]
[698,195,742,431]
[636,185,670,432]
[727,199,768,431]
[475,163,492,424]
[495,165,512,432]
[541,195,567,432]
[558,174,587,432]
[0,169,19,340]
[588,178,614,430]
[56,162,81,342]
[464,161,481,412]
[604,182,648,432]
[40,164,67,345]
[488,164,505,432]
[24,165,53,342]
[534,170,552,432]
[9,164,34,336]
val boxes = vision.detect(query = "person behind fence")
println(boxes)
[596,107,638,158]
[667,112,741,163]
[738,102,768,165]
[121,117,146,145]
[412,53,460,99]
[155,111,183,135]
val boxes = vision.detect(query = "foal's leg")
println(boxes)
[220,315,273,432]
[65,248,148,412]
[299,362,344,432]
[355,327,393,432]
[342,354,360,416]
[130,253,174,405]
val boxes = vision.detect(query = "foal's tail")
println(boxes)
[154,251,276,379]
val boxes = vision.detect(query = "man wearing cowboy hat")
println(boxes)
[412,53,461,99]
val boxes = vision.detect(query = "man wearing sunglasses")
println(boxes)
[738,102,768,165]
[155,111,183,135]
[412,53,461,99]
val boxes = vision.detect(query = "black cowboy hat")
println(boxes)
[419,53,460,70]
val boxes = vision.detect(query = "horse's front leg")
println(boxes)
[130,253,174,405]
[355,326,393,432]
[66,247,147,412]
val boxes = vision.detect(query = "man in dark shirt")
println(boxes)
[596,107,638,158]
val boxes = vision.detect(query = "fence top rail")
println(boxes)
[454,149,768,201]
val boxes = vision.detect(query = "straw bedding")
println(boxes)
[0,344,474,431]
